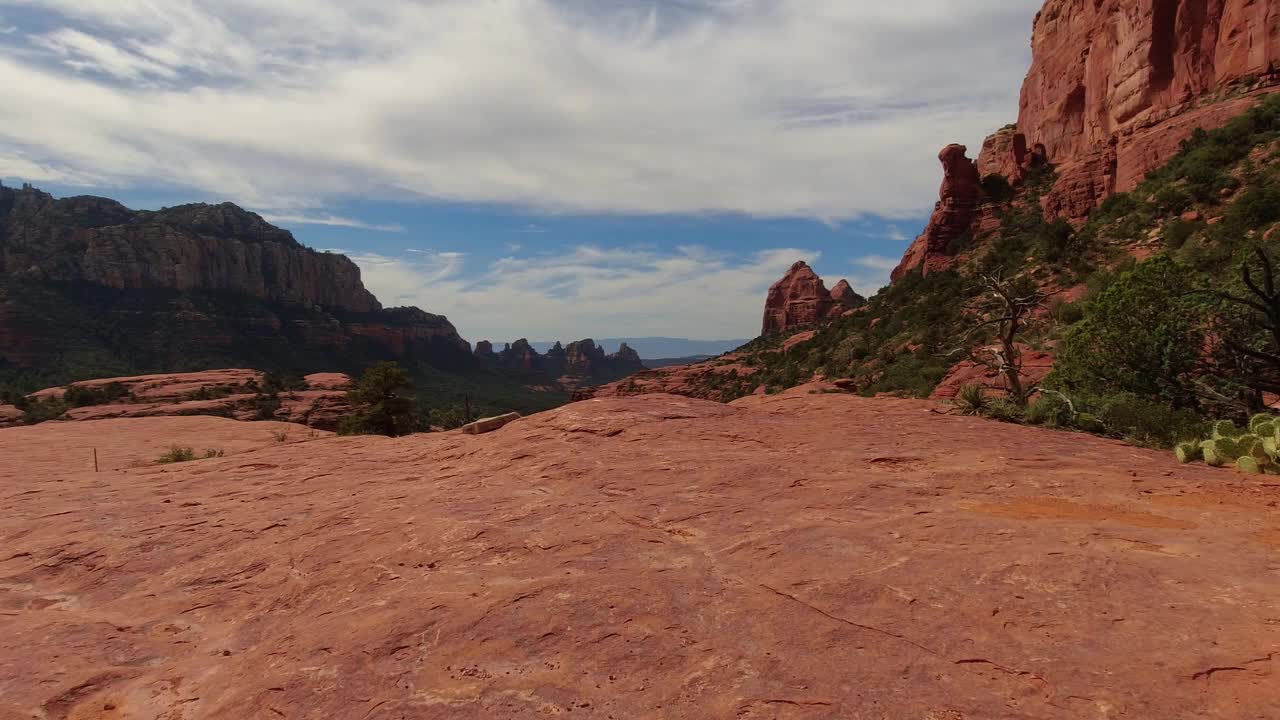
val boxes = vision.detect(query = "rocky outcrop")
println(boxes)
[891,145,985,281]
[5,394,1279,718]
[9,370,356,430]
[588,353,758,401]
[762,261,856,334]
[829,279,867,310]
[0,184,474,380]
[1016,0,1279,220]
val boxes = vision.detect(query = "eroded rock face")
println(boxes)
[761,261,851,334]
[891,145,984,281]
[1,186,378,312]
[3,394,1278,718]
[1018,0,1280,219]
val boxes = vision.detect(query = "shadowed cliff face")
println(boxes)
[0,184,474,384]
[0,185,379,313]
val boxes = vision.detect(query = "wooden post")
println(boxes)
[464,395,472,425]
[93,448,99,473]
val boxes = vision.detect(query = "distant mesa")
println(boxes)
[762,261,865,335]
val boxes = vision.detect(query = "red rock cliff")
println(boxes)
[1009,0,1280,219]
[896,0,1280,280]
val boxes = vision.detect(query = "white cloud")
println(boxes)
[0,0,1039,218]
[348,245,819,341]
[884,224,909,242]
[257,212,404,232]
[854,255,902,272]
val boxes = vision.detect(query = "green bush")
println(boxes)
[1096,394,1208,448]
[156,447,197,464]
[64,382,130,407]
[1048,256,1212,410]
[21,397,69,425]
[340,361,420,437]
[1027,393,1074,427]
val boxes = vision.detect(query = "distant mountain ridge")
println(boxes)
[528,337,750,359]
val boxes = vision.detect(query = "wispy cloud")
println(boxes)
[347,245,819,340]
[854,255,901,272]
[884,224,909,242]
[0,0,1037,218]
[258,212,404,232]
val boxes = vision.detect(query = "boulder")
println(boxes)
[462,412,522,435]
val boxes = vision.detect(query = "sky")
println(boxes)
[0,0,1041,343]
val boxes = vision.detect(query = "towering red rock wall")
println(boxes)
[896,0,1280,280]
[1014,0,1280,219]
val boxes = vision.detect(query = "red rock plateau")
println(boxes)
[895,0,1280,279]
[3,370,354,430]
[2,392,1278,718]
[762,261,862,335]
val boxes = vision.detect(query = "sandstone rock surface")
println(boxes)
[2,394,1278,718]
[589,353,758,401]
[15,370,354,430]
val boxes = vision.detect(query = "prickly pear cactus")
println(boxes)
[1175,441,1202,464]
[1212,420,1243,440]
[1237,456,1265,474]
[1249,413,1276,434]
[1202,440,1227,467]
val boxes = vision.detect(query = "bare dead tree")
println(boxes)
[947,270,1050,406]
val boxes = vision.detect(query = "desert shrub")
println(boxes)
[985,398,1024,423]
[1047,298,1084,325]
[340,362,420,437]
[253,393,282,420]
[64,382,130,407]
[21,397,68,425]
[1162,218,1199,250]
[203,449,224,459]
[262,371,308,394]
[187,385,235,401]
[981,174,1015,203]
[1027,393,1075,427]
[955,384,988,416]
[1095,394,1208,448]
[156,447,197,464]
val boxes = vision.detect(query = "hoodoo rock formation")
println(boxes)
[0,184,474,380]
[761,261,861,335]
[895,0,1280,280]
[891,145,985,282]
